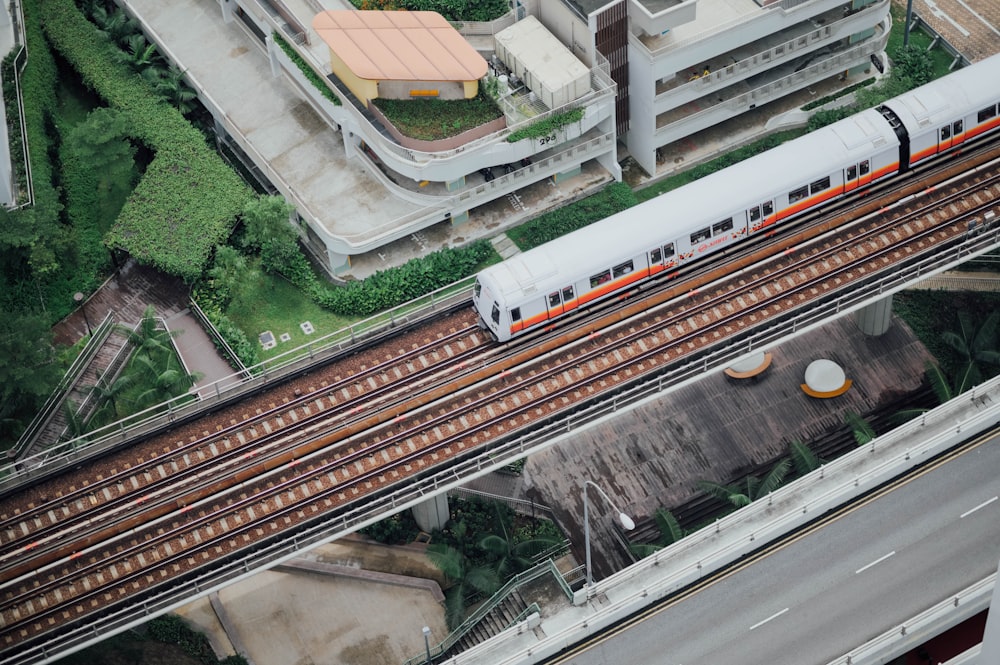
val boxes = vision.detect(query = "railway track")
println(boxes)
[2,149,999,657]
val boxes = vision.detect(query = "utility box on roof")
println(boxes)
[494,15,590,110]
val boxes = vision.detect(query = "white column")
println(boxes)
[411,493,449,532]
[855,294,893,336]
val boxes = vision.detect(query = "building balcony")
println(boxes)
[651,22,889,147]
[650,0,889,114]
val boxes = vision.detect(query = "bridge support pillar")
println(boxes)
[411,494,449,532]
[855,295,893,336]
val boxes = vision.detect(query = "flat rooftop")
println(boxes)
[312,10,487,81]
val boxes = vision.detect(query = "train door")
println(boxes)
[749,200,775,233]
[546,290,564,319]
[939,120,963,152]
[648,246,664,275]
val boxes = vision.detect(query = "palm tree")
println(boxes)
[426,544,501,630]
[477,505,559,579]
[130,354,201,410]
[630,509,684,558]
[941,310,1000,388]
[698,458,791,508]
[152,66,199,115]
[844,411,876,446]
[116,34,159,71]
[788,440,823,476]
[87,372,135,424]
[92,6,136,48]
[118,306,181,365]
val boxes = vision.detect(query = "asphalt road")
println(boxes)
[558,438,1000,665]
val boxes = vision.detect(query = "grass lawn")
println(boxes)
[225,267,358,363]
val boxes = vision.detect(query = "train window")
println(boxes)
[859,160,870,175]
[941,125,951,140]
[650,247,662,264]
[809,177,830,194]
[474,280,481,297]
[749,206,761,222]
[663,243,675,258]
[563,286,574,301]
[953,120,963,135]
[713,218,734,235]
[511,307,521,321]
[491,303,500,324]
[847,165,858,180]
[788,186,808,204]
[762,201,774,217]
[590,270,612,288]
[690,227,711,244]
[978,105,997,123]
[613,260,634,278]
[549,292,560,307]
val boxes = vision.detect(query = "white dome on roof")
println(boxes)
[804,359,846,393]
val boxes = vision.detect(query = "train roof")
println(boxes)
[880,53,1000,132]
[480,108,898,301]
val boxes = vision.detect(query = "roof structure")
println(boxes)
[311,10,487,82]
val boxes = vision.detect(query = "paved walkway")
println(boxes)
[54,260,241,396]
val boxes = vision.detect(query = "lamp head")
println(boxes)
[618,513,636,531]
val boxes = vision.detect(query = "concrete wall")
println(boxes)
[328,48,378,104]
[377,79,472,101]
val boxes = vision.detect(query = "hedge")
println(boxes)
[506,182,637,250]
[38,0,254,282]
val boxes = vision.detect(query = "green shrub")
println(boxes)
[272,32,340,106]
[146,615,248,665]
[506,107,585,143]
[40,0,254,282]
[507,182,637,250]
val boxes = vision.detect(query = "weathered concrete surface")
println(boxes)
[522,314,934,578]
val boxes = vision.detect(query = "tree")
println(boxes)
[788,440,823,475]
[116,33,159,71]
[207,245,254,307]
[0,312,63,445]
[151,66,199,115]
[130,353,200,410]
[240,196,301,275]
[844,411,876,446]
[426,543,500,629]
[630,509,684,558]
[940,310,1000,388]
[477,505,559,579]
[698,458,791,508]
[64,108,136,191]
[117,305,181,364]
[91,6,137,48]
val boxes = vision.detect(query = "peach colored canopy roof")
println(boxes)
[312,11,488,82]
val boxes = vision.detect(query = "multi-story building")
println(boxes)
[200,0,621,276]
[129,0,887,276]
[524,0,891,175]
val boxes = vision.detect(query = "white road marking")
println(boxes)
[856,550,896,575]
[749,607,789,631]
[960,495,998,519]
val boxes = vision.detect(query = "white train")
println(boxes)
[474,53,1000,342]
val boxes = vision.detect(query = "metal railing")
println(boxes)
[0,278,474,490]
[400,560,568,665]
[9,312,115,460]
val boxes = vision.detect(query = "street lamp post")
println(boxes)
[73,292,93,336]
[422,626,432,664]
[583,480,635,593]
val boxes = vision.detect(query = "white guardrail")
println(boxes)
[444,372,1000,665]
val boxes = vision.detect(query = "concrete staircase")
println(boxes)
[451,589,531,654]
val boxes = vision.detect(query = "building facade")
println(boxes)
[525,0,892,175]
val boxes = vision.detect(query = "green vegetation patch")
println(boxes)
[39,0,254,282]
[273,32,340,106]
[373,93,502,141]
[506,182,638,250]
[506,107,585,143]
[350,0,509,22]
[224,266,356,362]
